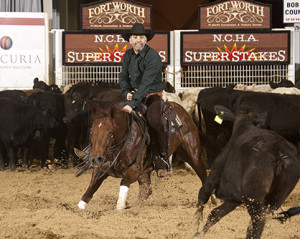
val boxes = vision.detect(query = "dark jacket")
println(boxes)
[119,44,163,109]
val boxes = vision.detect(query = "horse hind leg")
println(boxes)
[137,168,152,200]
[176,147,207,185]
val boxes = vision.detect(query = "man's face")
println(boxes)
[129,35,147,54]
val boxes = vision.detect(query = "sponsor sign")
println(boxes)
[181,31,290,65]
[0,12,48,89]
[198,0,271,30]
[284,0,300,23]
[81,0,152,30]
[63,31,169,65]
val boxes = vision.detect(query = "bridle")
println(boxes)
[94,113,133,180]
[75,110,149,179]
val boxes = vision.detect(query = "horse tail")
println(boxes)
[273,206,300,223]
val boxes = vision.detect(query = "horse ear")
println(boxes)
[74,148,88,160]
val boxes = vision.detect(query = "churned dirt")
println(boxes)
[0,165,299,239]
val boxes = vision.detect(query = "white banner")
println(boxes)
[284,0,300,23]
[0,12,48,90]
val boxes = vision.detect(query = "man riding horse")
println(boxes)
[119,23,169,177]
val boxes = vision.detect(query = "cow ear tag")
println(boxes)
[214,111,224,124]
[214,115,223,124]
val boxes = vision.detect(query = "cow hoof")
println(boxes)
[157,169,168,177]
[211,194,217,205]
[77,200,87,210]
[193,231,204,238]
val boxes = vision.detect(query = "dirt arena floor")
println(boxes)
[0,165,299,239]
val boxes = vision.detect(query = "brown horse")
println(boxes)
[76,96,207,211]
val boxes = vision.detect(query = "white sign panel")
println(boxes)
[284,0,300,23]
[0,12,48,89]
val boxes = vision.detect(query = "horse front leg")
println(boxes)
[117,183,129,212]
[117,164,144,211]
[78,168,108,210]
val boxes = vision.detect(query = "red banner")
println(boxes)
[80,0,152,30]
[63,31,169,65]
[181,31,290,65]
[198,0,271,30]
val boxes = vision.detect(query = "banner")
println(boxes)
[63,31,169,65]
[80,0,152,30]
[181,31,290,65]
[0,12,48,89]
[198,0,271,30]
[284,0,300,23]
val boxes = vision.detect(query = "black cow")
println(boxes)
[63,82,102,123]
[269,78,295,89]
[63,82,120,167]
[194,105,300,239]
[0,141,7,170]
[63,82,104,167]
[63,82,120,123]
[0,100,58,171]
[163,81,175,93]
[27,91,67,167]
[197,87,239,167]
[33,77,62,93]
[0,90,27,103]
[197,87,300,167]
[233,90,300,151]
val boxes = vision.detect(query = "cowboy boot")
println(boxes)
[153,131,170,177]
[153,155,169,177]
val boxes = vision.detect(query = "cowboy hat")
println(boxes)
[121,23,155,42]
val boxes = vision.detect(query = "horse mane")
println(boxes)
[93,81,120,89]
[91,95,127,119]
[67,81,120,95]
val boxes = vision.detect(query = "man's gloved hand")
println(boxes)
[122,104,133,113]
[127,92,133,101]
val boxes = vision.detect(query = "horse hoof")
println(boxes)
[116,202,126,212]
[157,169,168,177]
[116,207,124,212]
[116,204,126,212]
[78,200,87,210]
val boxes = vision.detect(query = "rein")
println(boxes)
[96,110,149,179]
[95,113,133,180]
[76,109,149,179]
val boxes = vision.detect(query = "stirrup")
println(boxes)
[160,155,170,171]
[153,155,170,172]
